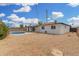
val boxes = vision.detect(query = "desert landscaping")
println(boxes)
[0,32,79,56]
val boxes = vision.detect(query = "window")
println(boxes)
[41,26,45,29]
[51,26,56,29]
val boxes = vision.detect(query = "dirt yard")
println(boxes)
[0,32,79,56]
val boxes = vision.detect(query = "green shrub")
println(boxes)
[0,21,9,40]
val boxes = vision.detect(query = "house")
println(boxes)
[35,22,70,34]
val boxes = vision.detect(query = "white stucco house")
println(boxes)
[35,22,70,34]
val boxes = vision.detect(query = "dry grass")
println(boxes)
[0,32,78,56]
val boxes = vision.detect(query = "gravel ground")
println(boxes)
[0,32,79,56]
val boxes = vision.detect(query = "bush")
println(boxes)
[0,21,9,40]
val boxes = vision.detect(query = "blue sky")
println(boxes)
[0,3,79,27]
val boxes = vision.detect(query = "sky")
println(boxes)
[0,3,79,27]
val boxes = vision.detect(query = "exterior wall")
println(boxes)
[35,24,70,34]
[58,24,70,34]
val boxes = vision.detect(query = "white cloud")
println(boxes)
[7,14,23,22]
[0,3,38,13]
[2,20,18,27]
[7,14,39,25]
[67,3,79,7]
[23,18,39,24]
[0,13,5,17]
[3,20,11,23]
[11,23,20,27]
[52,12,64,19]
[16,3,38,7]
[48,20,54,23]
[13,3,38,13]
[13,6,31,12]
[68,16,79,27]
[47,17,51,20]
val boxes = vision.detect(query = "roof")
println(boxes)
[35,22,70,28]
[43,22,70,26]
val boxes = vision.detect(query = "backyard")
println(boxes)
[0,32,79,56]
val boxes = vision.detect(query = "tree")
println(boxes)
[0,21,9,40]
[38,21,43,26]
[20,24,24,28]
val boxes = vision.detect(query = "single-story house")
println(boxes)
[35,22,70,34]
